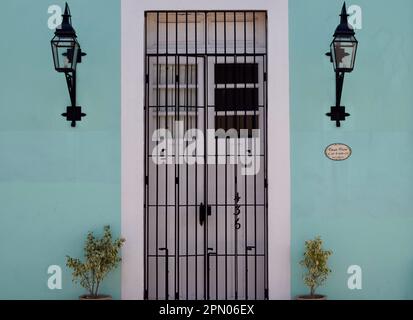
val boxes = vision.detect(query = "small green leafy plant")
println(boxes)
[66,225,125,298]
[300,236,332,298]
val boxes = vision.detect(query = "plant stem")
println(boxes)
[95,281,100,297]
[91,271,95,297]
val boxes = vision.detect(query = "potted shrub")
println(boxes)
[66,225,125,300]
[297,236,332,300]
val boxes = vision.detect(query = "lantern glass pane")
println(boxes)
[331,36,357,72]
[51,37,79,72]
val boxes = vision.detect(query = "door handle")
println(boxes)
[199,202,211,226]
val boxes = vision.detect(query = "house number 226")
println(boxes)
[234,192,241,230]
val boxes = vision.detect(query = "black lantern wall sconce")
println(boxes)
[51,3,86,127]
[325,2,358,127]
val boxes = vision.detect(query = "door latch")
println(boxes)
[199,202,211,226]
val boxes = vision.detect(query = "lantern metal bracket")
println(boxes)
[62,49,86,127]
[64,72,75,106]
[63,70,86,127]
[326,71,349,127]
[335,71,344,107]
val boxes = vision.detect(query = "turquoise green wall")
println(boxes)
[0,0,120,299]
[290,0,413,299]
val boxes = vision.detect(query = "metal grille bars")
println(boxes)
[144,11,268,300]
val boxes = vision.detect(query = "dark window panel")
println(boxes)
[215,114,259,138]
[215,63,258,84]
[215,88,259,111]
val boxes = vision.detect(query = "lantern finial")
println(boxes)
[334,2,354,36]
[64,3,70,16]
[55,2,76,37]
[62,3,71,26]
[340,2,349,24]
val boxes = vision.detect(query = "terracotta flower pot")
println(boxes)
[296,294,327,300]
[79,294,112,300]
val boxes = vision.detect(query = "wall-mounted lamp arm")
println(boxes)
[325,49,350,127]
[61,51,87,127]
[326,71,349,128]
[336,71,344,107]
[64,71,76,107]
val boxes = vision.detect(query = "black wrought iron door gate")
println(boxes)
[144,11,268,300]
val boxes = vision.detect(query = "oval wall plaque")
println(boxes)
[325,143,352,161]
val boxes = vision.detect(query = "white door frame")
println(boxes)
[121,0,290,300]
